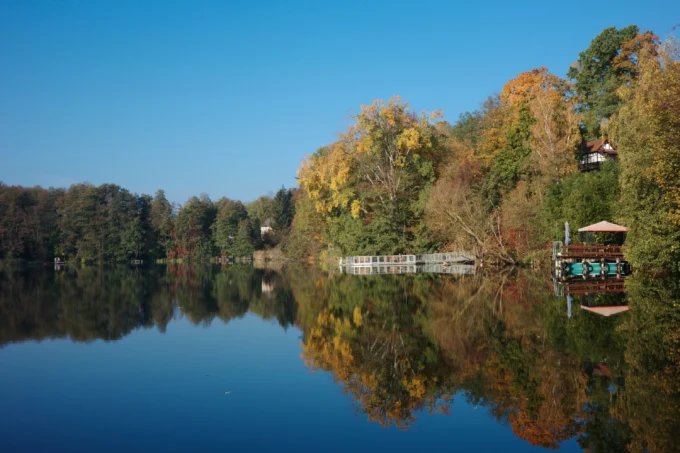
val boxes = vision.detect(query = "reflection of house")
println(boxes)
[579,139,618,172]
[260,218,274,237]
[261,277,275,296]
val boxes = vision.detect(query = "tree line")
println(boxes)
[0,182,295,262]
[289,25,680,273]
[2,25,678,272]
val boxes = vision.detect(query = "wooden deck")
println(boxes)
[559,244,624,260]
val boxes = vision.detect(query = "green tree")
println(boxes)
[212,198,248,255]
[543,162,620,239]
[612,39,680,273]
[246,196,275,224]
[272,187,295,231]
[231,220,255,258]
[0,185,63,261]
[150,190,175,258]
[172,195,216,260]
[567,25,639,138]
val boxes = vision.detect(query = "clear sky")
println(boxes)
[1,0,677,204]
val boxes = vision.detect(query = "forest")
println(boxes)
[289,25,680,273]
[0,183,295,263]
[1,25,679,272]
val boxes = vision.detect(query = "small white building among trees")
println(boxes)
[579,139,618,172]
[260,218,274,238]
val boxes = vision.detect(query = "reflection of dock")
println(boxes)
[341,252,474,268]
[555,275,629,318]
[561,278,626,296]
[341,263,475,275]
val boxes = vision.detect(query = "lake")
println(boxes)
[1,265,678,453]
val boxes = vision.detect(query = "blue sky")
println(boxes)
[1,0,677,204]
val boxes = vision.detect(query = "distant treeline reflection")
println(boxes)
[1,266,679,452]
[0,265,297,344]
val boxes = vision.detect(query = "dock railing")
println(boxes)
[341,252,475,268]
[560,244,624,259]
[343,255,417,266]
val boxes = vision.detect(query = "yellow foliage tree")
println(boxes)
[501,67,579,183]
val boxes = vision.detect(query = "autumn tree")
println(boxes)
[0,185,62,261]
[297,97,445,255]
[612,38,680,273]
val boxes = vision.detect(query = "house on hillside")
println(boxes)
[579,138,618,172]
[260,218,274,238]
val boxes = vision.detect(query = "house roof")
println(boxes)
[580,305,630,316]
[584,139,618,155]
[578,221,628,233]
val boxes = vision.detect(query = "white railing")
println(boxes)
[341,252,474,267]
[340,263,475,276]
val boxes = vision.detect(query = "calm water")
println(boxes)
[1,265,678,453]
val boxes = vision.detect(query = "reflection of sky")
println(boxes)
[0,314,580,453]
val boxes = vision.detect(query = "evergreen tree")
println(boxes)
[567,25,639,138]
[150,190,175,258]
[272,187,295,230]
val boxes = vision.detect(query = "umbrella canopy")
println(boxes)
[580,305,630,316]
[578,221,628,233]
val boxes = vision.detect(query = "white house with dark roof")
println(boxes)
[579,139,618,172]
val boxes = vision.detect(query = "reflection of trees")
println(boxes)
[612,275,680,453]
[425,272,587,448]
[0,265,297,346]
[3,264,679,451]
[299,274,454,429]
[0,266,169,344]
[291,268,678,452]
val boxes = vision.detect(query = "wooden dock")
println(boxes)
[341,263,475,276]
[559,278,626,296]
[552,240,630,280]
[341,252,474,268]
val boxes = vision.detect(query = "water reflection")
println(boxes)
[0,265,678,452]
[0,265,296,345]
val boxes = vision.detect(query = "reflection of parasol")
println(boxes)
[580,305,629,316]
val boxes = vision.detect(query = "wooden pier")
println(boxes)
[341,263,475,276]
[553,221,631,279]
[341,252,474,268]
